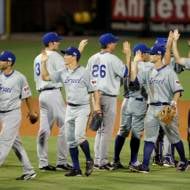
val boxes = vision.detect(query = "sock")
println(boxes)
[114,135,126,162]
[80,140,91,161]
[171,144,175,161]
[69,147,80,170]
[130,136,140,164]
[173,140,186,162]
[142,141,155,168]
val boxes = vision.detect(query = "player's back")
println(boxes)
[87,51,126,96]
[33,50,64,91]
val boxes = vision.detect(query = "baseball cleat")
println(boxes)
[112,161,125,170]
[130,164,149,173]
[177,160,189,171]
[99,163,114,171]
[85,159,94,176]
[65,169,82,177]
[152,157,163,166]
[16,172,37,180]
[56,163,73,171]
[163,156,175,167]
[39,165,56,171]
[93,164,100,170]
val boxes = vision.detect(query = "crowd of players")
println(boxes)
[0,29,189,180]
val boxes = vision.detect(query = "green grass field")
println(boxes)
[0,137,189,190]
[0,36,190,99]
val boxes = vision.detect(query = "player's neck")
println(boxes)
[3,67,13,76]
[154,60,164,69]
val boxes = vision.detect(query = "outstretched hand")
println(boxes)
[78,39,88,53]
[123,41,131,56]
[173,29,180,41]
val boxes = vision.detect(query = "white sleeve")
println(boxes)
[20,75,32,99]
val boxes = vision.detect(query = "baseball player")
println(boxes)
[86,33,129,170]
[41,46,100,177]
[0,51,37,180]
[112,43,152,170]
[130,31,188,173]
[34,32,71,171]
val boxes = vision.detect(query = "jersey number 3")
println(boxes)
[35,62,41,76]
[92,64,106,78]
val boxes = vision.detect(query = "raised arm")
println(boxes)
[172,29,187,65]
[164,31,174,65]
[41,50,51,81]
[78,39,88,53]
[130,51,143,81]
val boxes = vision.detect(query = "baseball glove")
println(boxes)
[89,112,103,131]
[28,113,38,124]
[157,105,176,125]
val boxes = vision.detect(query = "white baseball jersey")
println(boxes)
[0,70,31,111]
[137,65,183,103]
[34,50,64,90]
[50,66,94,105]
[86,51,127,95]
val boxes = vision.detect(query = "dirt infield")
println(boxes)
[20,99,190,140]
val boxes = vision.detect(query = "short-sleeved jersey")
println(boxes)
[0,70,31,111]
[51,66,94,105]
[34,50,64,91]
[137,65,183,103]
[124,61,154,98]
[183,58,190,69]
[86,51,127,96]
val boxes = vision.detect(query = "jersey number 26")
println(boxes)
[92,64,106,78]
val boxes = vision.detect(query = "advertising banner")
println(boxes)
[111,0,190,32]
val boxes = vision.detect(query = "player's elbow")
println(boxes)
[41,73,50,81]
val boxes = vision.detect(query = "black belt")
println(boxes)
[38,87,60,93]
[67,103,83,107]
[135,98,143,101]
[0,110,13,113]
[149,102,170,106]
[102,93,117,97]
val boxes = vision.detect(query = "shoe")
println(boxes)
[39,165,56,171]
[163,156,175,167]
[112,161,125,170]
[16,172,37,180]
[93,164,99,170]
[177,160,189,171]
[65,169,82,177]
[152,157,163,166]
[99,163,114,171]
[56,163,73,171]
[85,159,94,176]
[130,164,149,174]
[128,161,141,171]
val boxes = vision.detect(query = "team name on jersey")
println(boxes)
[64,77,82,84]
[149,78,165,84]
[0,84,12,93]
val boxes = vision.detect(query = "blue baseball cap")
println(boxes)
[133,43,150,54]
[61,47,81,60]
[99,33,119,46]
[0,51,16,63]
[42,32,63,46]
[154,37,167,47]
[149,45,166,56]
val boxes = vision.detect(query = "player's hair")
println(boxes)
[101,44,107,49]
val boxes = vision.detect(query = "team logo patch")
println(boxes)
[23,85,30,92]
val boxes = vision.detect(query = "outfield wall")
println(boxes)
[19,99,190,140]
